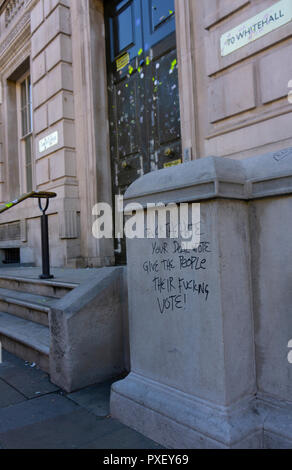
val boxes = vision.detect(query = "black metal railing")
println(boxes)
[0,191,57,279]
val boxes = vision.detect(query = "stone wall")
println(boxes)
[0,0,114,268]
[0,0,81,268]
[30,0,81,267]
[176,0,292,160]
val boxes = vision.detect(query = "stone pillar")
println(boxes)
[111,147,292,449]
[110,157,260,448]
[70,0,114,267]
[175,0,198,161]
[30,0,81,267]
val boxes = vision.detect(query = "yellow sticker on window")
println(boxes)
[164,159,182,168]
[116,53,130,72]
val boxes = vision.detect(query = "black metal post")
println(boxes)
[39,198,54,280]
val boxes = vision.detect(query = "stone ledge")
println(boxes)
[124,147,292,205]
[111,372,262,449]
[111,373,292,449]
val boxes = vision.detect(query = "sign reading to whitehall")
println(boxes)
[221,0,292,56]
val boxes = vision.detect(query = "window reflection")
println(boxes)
[113,3,134,56]
[151,0,175,30]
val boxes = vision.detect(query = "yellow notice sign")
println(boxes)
[221,0,292,56]
[164,159,182,168]
[116,53,130,72]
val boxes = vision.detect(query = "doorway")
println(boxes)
[105,0,181,263]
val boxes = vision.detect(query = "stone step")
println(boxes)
[0,288,58,327]
[0,275,77,298]
[0,312,50,373]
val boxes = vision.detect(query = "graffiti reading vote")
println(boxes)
[142,240,212,315]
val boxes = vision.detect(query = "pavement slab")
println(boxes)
[0,393,79,434]
[0,411,124,449]
[82,427,164,450]
[0,379,26,408]
[67,380,115,418]
[0,351,59,399]
[0,349,162,449]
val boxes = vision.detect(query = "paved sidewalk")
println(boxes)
[0,350,162,449]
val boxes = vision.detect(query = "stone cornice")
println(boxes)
[0,0,8,15]
[0,11,30,70]
[0,0,37,70]
[124,147,292,206]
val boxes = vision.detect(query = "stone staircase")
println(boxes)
[0,274,77,373]
[0,267,127,392]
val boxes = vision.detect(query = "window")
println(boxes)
[2,248,20,265]
[111,1,134,57]
[19,74,33,192]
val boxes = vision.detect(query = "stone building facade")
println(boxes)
[0,0,290,269]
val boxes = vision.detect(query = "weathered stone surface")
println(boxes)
[111,149,292,448]
[50,267,127,392]
[32,51,46,84]
[30,0,44,34]
[45,33,72,72]
[34,103,48,135]
[50,149,76,181]
[48,91,74,126]
[208,63,256,122]
[259,44,292,104]
[31,5,71,59]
